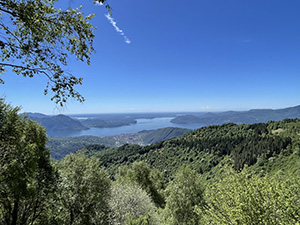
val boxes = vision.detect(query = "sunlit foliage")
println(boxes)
[198,167,300,224]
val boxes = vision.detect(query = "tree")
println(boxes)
[108,182,160,225]
[0,99,56,225]
[53,153,111,225]
[116,161,165,207]
[163,166,204,225]
[0,0,110,106]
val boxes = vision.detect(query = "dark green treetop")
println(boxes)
[0,99,56,225]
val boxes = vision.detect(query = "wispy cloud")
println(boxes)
[105,14,131,44]
[201,105,212,110]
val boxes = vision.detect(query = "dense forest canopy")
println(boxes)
[1,99,300,224]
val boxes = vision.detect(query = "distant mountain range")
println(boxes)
[24,113,88,136]
[24,105,300,137]
[171,105,300,125]
[24,113,142,136]
[24,105,300,160]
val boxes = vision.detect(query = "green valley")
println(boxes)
[1,100,300,225]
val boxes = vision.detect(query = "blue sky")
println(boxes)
[2,0,300,114]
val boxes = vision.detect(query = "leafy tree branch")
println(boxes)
[0,0,110,106]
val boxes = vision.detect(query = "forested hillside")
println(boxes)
[25,113,88,136]
[1,100,299,225]
[81,119,297,179]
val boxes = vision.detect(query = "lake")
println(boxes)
[56,117,203,137]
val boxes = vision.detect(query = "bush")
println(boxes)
[108,182,160,225]
[199,167,300,224]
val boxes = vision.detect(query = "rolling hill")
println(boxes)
[25,113,88,136]
[79,119,300,179]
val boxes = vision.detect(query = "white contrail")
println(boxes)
[105,14,131,44]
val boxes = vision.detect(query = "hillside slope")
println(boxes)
[81,119,300,179]
[25,113,88,136]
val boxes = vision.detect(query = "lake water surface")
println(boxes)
[60,117,203,137]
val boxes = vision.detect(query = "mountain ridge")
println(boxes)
[24,113,88,136]
[24,104,300,137]
[171,105,300,125]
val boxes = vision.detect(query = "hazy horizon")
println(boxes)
[20,104,300,116]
